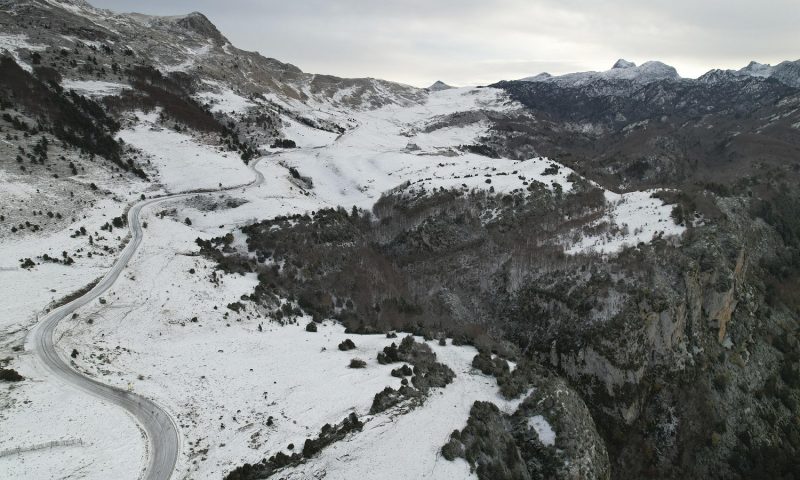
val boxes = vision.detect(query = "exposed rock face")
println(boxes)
[441,375,610,480]
[516,377,610,480]
[171,12,226,45]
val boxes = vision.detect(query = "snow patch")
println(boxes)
[566,190,685,255]
[62,79,130,97]
[196,87,255,114]
[0,34,47,72]
[528,415,556,446]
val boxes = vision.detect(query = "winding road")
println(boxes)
[27,158,265,480]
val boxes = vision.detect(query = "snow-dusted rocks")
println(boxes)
[521,59,680,87]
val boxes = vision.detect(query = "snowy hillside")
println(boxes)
[0,68,682,478]
[10,2,798,480]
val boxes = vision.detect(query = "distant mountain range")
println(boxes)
[520,58,800,88]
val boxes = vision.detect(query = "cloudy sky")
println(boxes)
[92,0,799,87]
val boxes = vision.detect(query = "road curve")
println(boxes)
[27,158,265,480]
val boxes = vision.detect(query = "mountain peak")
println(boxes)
[518,72,552,82]
[612,59,636,69]
[738,60,774,78]
[172,11,226,44]
[428,80,453,91]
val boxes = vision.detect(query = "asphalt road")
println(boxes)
[27,158,264,480]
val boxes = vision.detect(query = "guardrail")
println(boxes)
[0,438,84,457]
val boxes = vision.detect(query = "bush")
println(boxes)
[338,339,356,351]
[306,322,318,332]
[0,368,24,382]
[349,358,366,369]
[227,302,244,313]
[272,139,296,149]
[441,432,464,460]
[391,364,413,377]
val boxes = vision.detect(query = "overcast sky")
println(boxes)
[91,0,800,88]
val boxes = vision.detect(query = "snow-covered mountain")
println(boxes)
[702,59,800,87]
[2,1,800,480]
[520,58,680,87]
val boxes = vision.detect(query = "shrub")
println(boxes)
[0,368,24,382]
[227,302,244,313]
[391,364,413,377]
[338,339,356,351]
[441,431,464,460]
[272,139,296,149]
[349,358,366,369]
[305,322,318,332]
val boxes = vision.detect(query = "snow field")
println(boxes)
[196,87,256,114]
[272,115,340,149]
[284,338,527,480]
[566,190,685,255]
[116,111,253,192]
[0,355,145,480]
